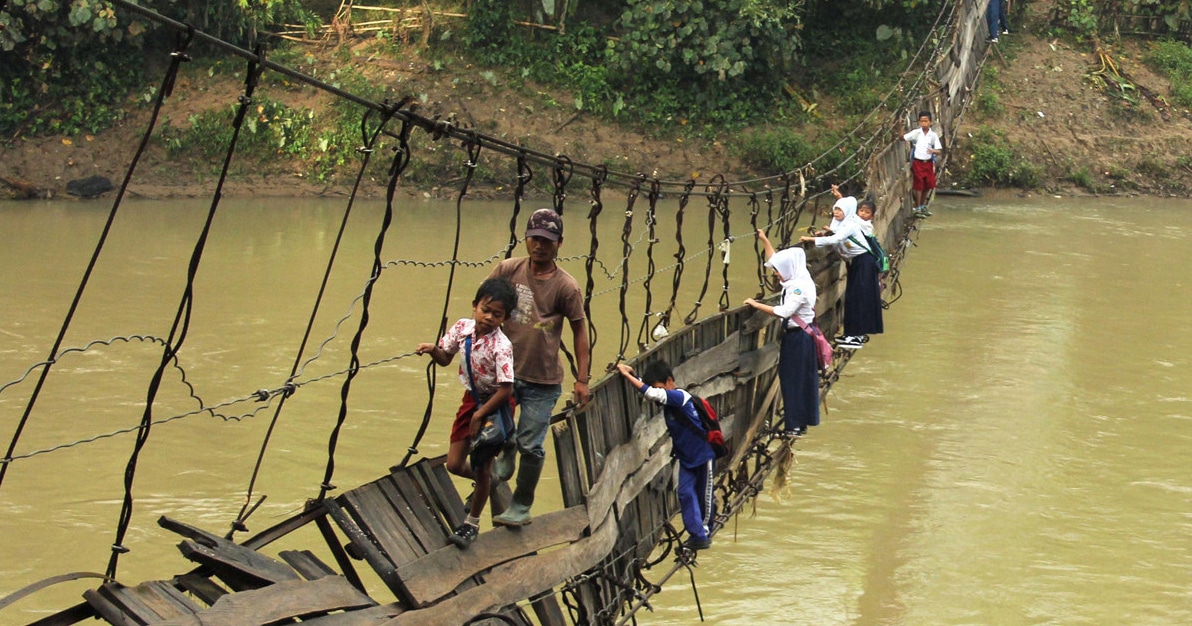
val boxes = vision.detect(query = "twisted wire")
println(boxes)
[0,28,195,492]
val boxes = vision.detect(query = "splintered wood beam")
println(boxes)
[584,413,668,530]
[672,330,741,387]
[156,577,375,626]
[160,516,301,589]
[394,505,588,606]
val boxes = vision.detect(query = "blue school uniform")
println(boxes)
[638,385,715,543]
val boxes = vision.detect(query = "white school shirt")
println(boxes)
[812,218,869,260]
[903,128,942,160]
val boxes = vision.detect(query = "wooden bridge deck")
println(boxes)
[18,0,992,623]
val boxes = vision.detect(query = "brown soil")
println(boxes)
[4,6,1192,201]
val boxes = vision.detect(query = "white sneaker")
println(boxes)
[837,336,863,350]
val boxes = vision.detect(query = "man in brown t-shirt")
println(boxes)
[489,208,591,527]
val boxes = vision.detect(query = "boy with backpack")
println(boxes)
[415,277,518,548]
[616,361,716,551]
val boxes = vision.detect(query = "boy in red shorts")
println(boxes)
[415,277,518,548]
[902,111,942,217]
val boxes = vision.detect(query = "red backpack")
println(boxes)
[687,395,729,459]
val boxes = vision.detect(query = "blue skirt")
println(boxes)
[843,252,884,336]
[779,328,820,431]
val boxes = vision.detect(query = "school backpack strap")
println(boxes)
[668,395,728,459]
[463,335,513,433]
[849,234,890,272]
[788,315,834,375]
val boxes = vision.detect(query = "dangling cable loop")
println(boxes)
[230,103,397,537]
[507,152,532,258]
[616,175,644,363]
[395,121,470,470]
[321,115,412,498]
[583,165,607,356]
[635,178,661,350]
[553,155,573,215]
[658,179,695,336]
[684,174,726,325]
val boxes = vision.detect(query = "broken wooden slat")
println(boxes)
[155,576,375,626]
[160,516,301,590]
[279,549,337,580]
[174,573,227,605]
[390,471,450,540]
[394,505,588,606]
[376,476,439,553]
[323,498,413,606]
[83,580,200,625]
[297,602,404,625]
[551,415,587,508]
[342,485,420,564]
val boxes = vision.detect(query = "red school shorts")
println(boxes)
[911,159,937,192]
[451,390,517,444]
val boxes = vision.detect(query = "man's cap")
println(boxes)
[526,208,563,241]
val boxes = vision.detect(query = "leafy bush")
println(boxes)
[734,126,854,177]
[963,129,1040,188]
[1145,39,1192,108]
[610,0,800,111]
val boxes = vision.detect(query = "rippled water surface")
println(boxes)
[1,195,1189,624]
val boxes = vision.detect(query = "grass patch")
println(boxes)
[1145,39,1192,108]
[961,128,1040,188]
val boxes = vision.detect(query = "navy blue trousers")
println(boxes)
[779,328,820,431]
[843,252,884,337]
[677,460,713,542]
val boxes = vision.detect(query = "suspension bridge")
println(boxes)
[0,0,995,624]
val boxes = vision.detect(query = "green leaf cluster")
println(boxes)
[1145,39,1192,107]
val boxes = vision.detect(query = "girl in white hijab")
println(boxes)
[745,230,821,438]
[800,198,884,349]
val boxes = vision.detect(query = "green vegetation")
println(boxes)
[962,128,1040,189]
[1145,39,1192,108]
[0,0,316,139]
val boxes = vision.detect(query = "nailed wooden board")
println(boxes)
[157,577,375,626]
[394,505,588,606]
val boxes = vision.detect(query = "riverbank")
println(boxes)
[3,11,1192,201]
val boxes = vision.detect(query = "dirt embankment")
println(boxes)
[3,20,1192,201]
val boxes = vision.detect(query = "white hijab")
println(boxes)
[828,196,858,231]
[766,247,816,302]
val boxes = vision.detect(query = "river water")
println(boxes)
[0,194,1189,625]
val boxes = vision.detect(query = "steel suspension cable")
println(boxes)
[106,46,263,579]
[684,176,727,325]
[616,177,643,363]
[583,167,608,357]
[320,117,413,496]
[0,29,194,491]
[229,104,398,536]
[634,180,660,351]
[395,134,479,469]
[507,153,532,259]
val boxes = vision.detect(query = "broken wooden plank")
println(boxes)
[160,516,300,590]
[279,549,337,580]
[298,602,404,625]
[174,573,227,605]
[323,498,413,606]
[672,331,741,388]
[585,413,669,530]
[83,580,200,625]
[394,505,588,606]
[383,438,674,626]
[156,577,375,626]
